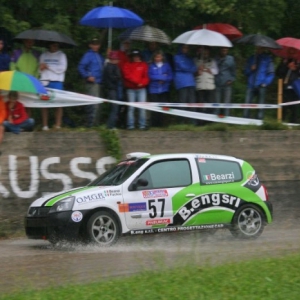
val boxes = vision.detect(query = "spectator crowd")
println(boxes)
[1,35,300,154]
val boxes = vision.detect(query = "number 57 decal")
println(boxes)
[148,198,165,218]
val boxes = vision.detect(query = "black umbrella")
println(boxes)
[14,29,77,48]
[119,25,171,45]
[234,34,281,49]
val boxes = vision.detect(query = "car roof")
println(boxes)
[142,153,241,161]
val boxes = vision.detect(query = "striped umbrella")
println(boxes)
[119,25,171,45]
[0,71,47,94]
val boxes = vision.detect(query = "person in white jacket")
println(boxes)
[39,42,67,130]
[194,47,218,113]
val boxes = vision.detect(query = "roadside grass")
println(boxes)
[2,252,300,300]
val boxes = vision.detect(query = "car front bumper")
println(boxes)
[24,210,89,241]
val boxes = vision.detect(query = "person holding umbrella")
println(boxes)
[215,47,236,116]
[173,44,197,124]
[276,47,300,123]
[195,46,219,110]
[103,50,122,129]
[243,47,275,120]
[10,39,40,76]
[39,42,68,130]
[78,37,105,127]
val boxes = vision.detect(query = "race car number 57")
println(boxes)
[148,198,165,218]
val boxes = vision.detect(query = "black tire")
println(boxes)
[230,204,265,239]
[87,211,120,246]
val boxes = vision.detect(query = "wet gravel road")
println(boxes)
[1,222,299,294]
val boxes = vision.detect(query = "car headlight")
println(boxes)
[49,196,75,213]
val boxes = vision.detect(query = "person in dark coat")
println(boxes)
[103,51,122,129]
[0,39,10,71]
[276,47,300,123]
[215,47,236,116]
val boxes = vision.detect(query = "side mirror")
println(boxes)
[137,178,148,187]
[129,178,149,191]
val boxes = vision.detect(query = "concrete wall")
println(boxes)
[1,130,299,232]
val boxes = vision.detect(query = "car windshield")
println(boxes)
[89,158,149,186]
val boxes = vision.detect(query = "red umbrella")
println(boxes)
[194,23,243,40]
[271,37,300,61]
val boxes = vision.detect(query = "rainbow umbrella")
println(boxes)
[0,71,47,94]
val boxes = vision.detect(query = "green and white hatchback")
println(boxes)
[25,153,273,246]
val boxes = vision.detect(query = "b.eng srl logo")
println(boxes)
[171,193,245,225]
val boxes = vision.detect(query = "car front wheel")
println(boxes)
[230,205,265,239]
[87,211,120,246]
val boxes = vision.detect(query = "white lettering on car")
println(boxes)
[176,193,244,222]
[76,193,105,203]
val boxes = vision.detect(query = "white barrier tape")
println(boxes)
[108,99,300,126]
[15,88,300,109]
[107,99,263,125]
[116,100,300,109]
[123,102,280,109]
[14,88,300,126]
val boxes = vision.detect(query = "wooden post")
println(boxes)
[277,78,283,121]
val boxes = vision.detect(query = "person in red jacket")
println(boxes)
[3,91,35,134]
[121,49,149,130]
[0,94,6,155]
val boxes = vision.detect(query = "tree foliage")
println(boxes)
[0,0,294,124]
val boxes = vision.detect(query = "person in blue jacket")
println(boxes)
[243,47,275,120]
[78,37,104,127]
[148,50,173,127]
[173,45,197,124]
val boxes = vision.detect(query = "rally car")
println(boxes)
[25,152,273,246]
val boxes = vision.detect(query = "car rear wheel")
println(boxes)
[230,205,265,239]
[87,211,120,246]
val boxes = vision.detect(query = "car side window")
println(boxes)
[197,158,242,185]
[137,159,192,189]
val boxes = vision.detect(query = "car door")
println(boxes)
[122,158,194,230]
[194,157,244,225]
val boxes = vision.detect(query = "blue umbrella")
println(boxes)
[80,5,144,49]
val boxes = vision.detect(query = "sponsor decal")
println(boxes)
[142,189,168,198]
[243,172,261,192]
[118,202,147,213]
[203,172,235,183]
[104,189,121,197]
[172,193,244,225]
[146,218,171,226]
[71,211,83,222]
[130,224,224,235]
[76,192,105,204]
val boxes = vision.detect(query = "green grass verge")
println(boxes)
[2,253,300,300]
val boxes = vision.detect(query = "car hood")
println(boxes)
[30,186,109,207]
